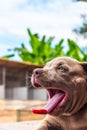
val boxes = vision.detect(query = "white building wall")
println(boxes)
[13,87,28,100]
[29,88,47,100]
[0,85,5,99]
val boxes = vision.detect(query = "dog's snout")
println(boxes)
[33,68,42,76]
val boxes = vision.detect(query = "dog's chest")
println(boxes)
[60,121,87,130]
[58,115,87,130]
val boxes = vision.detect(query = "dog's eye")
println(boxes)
[58,66,65,72]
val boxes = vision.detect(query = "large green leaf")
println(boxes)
[66,39,86,61]
[2,54,15,59]
[2,28,87,64]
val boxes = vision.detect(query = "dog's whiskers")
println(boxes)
[25,75,31,80]
[20,74,33,88]
[25,75,33,88]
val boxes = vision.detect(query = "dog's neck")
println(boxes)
[58,104,87,130]
[45,104,87,130]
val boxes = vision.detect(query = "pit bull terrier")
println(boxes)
[31,57,87,130]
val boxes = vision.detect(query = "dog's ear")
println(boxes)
[80,62,87,72]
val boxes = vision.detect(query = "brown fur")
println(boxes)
[31,57,87,130]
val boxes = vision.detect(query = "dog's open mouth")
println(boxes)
[32,82,68,114]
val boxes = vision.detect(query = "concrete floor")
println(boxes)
[0,120,41,130]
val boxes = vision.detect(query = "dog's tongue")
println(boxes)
[32,93,64,114]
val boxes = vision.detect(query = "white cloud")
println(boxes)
[0,0,87,58]
[0,0,84,36]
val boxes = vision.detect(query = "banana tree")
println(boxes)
[2,28,87,64]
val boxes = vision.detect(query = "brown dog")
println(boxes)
[31,57,87,130]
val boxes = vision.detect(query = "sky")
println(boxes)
[0,0,87,60]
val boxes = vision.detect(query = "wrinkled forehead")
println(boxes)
[44,57,79,68]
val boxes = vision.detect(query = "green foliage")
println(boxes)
[2,54,15,59]
[65,39,87,61]
[3,28,87,64]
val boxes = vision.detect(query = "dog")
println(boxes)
[31,56,87,130]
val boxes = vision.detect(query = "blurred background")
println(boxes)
[0,0,87,123]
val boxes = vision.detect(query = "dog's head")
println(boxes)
[31,57,87,116]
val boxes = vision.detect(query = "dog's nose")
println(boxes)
[33,68,42,76]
